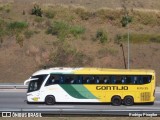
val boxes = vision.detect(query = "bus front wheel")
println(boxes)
[123,96,134,106]
[45,95,56,105]
[111,96,121,106]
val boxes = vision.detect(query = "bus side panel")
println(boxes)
[126,84,154,103]
[40,84,100,103]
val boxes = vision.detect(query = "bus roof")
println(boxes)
[32,67,155,76]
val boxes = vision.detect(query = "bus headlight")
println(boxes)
[32,97,39,101]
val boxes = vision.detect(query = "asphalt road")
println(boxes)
[0,90,160,116]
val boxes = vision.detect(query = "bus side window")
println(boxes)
[103,78,107,84]
[54,75,60,84]
[134,76,143,84]
[96,76,103,84]
[64,75,76,84]
[86,77,90,84]
[91,76,98,84]
[111,76,116,84]
[114,76,122,84]
[69,76,75,84]
[103,77,108,84]
[132,76,138,84]
[121,76,126,84]
[139,76,143,84]
[46,75,54,86]
[65,76,71,84]
[95,76,99,84]
[45,74,59,86]
[103,76,110,84]
[77,76,82,84]
[59,75,64,84]
[143,76,151,84]
[82,76,91,84]
[126,76,132,84]
[115,76,122,84]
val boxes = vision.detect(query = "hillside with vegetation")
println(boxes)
[0,0,160,85]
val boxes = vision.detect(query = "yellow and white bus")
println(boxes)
[24,67,155,106]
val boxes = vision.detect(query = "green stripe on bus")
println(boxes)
[71,85,97,99]
[59,84,86,99]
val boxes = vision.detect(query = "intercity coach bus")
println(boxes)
[24,67,155,106]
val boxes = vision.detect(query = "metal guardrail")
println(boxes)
[0,83,27,89]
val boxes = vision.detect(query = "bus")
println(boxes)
[24,67,155,106]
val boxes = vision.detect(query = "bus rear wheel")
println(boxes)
[123,96,134,106]
[111,96,121,106]
[45,95,56,105]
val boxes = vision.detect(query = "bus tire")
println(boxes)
[45,95,56,105]
[123,96,134,106]
[111,96,121,106]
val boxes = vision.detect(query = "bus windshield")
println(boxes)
[27,74,48,93]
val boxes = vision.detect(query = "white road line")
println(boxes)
[126,106,160,110]
[37,105,74,108]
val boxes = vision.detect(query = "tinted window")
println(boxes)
[114,76,122,84]
[130,76,151,84]
[95,76,111,84]
[65,75,77,84]
[142,76,151,84]
[45,74,60,86]
[82,76,90,84]
[28,74,48,92]
[77,76,82,84]
[44,74,152,85]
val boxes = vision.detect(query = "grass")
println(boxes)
[115,33,160,43]
[132,11,160,26]
[24,30,34,39]
[46,21,70,40]
[96,29,108,43]
[37,5,160,27]
[0,19,8,42]
[98,47,118,58]
[34,16,44,23]
[0,29,6,40]
[7,21,28,33]
[70,25,85,37]
[0,19,6,37]
[74,7,91,20]
[96,8,121,20]
[95,8,160,27]
[42,4,76,22]
[43,8,56,19]
[0,3,12,13]
[96,8,122,25]
[0,20,28,46]
[16,34,24,47]
[46,21,85,40]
